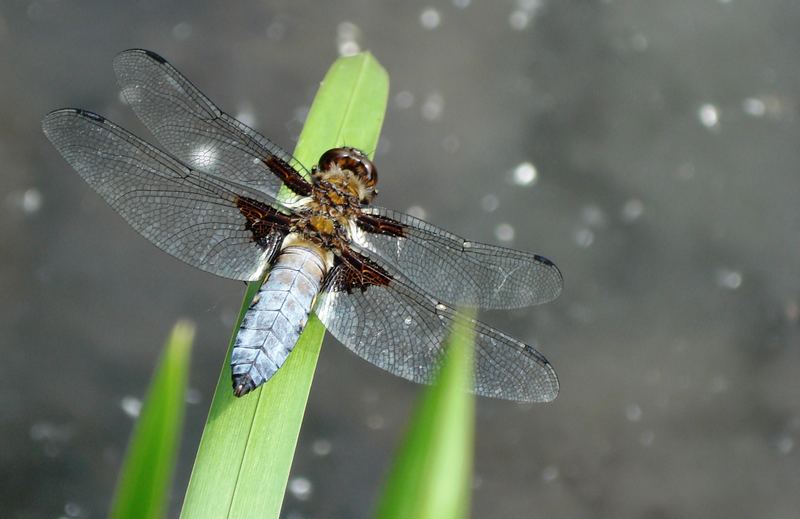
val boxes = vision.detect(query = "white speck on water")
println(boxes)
[453,0,471,7]
[785,300,799,322]
[677,162,696,180]
[541,465,559,482]
[185,387,202,405]
[511,161,538,186]
[511,0,544,29]
[574,228,594,248]
[27,1,44,21]
[292,105,310,124]
[376,138,391,156]
[406,205,427,219]
[420,8,441,29]
[361,388,380,404]
[698,103,720,128]
[337,21,360,41]
[509,10,530,30]
[172,22,192,41]
[64,502,83,518]
[120,396,142,418]
[288,476,313,501]
[709,375,729,394]
[366,413,386,430]
[480,193,499,213]
[395,90,414,109]
[337,22,361,56]
[581,205,606,227]
[6,188,43,215]
[235,105,257,128]
[30,422,67,442]
[312,439,332,456]
[22,188,42,213]
[625,403,643,422]
[265,18,287,41]
[30,421,72,457]
[494,223,515,242]
[715,268,743,290]
[742,97,766,117]
[517,0,543,10]
[631,33,649,52]
[644,368,662,385]
[758,95,786,119]
[338,40,360,57]
[421,92,444,121]
[442,134,460,154]
[621,198,644,222]
[640,430,656,447]
[672,338,689,354]
[776,435,794,455]
[220,307,238,328]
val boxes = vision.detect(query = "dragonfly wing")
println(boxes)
[353,207,563,309]
[113,49,312,198]
[42,108,293,281]
[315,251,558,402]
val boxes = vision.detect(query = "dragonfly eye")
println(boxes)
[318,147,378,191]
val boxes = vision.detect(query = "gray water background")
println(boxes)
[1,1,799,518]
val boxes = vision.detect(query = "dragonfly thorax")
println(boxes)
[292,179,361,250]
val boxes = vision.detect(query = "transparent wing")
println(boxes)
[113,49,312,198]
[42,108,292,281]
[354,207,563,309]
[315,264,559,402]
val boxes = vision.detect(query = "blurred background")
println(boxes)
[2,0,799,518]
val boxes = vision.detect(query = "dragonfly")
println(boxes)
[42,49,563,402]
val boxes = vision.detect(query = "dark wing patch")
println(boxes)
[356,213,406,237]
[262,155,312,197]
[113,48,312,198]
[353,207,562,309]
[42,108,292,281]
[325,248,393,292]
[235,195,292,248]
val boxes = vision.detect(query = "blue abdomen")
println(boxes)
[231,245,327,396]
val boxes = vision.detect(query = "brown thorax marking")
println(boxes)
[292,168,363,250]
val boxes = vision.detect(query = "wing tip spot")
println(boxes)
[74,109,105,122]
[141,49,168,63]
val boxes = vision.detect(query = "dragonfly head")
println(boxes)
[317,147,378,203]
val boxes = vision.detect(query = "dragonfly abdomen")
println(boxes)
[231,245,327,396]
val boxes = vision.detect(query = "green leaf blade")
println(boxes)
[181,52,389,519]
[375,311,477,519]
[110,320,195,519]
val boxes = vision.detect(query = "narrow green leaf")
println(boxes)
[181,52,389,519]
[110,320,195,519]
[374,311,477,519]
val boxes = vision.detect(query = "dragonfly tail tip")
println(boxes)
[232,373,257,397]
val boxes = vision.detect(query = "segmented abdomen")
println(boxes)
[231,245,327,396]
